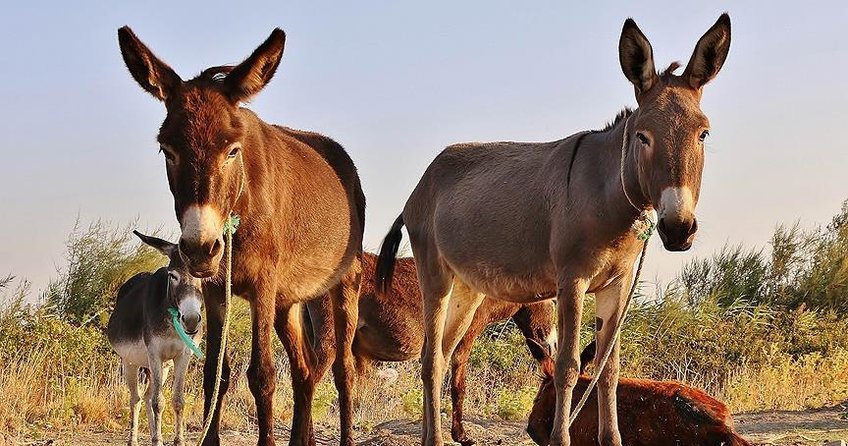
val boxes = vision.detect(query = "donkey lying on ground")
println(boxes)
[376,14,731,446]
[525,341,752,446]
[307,252,557,446]
[107,231,203,446]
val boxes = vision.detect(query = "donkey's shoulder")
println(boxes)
[273,125,365,226]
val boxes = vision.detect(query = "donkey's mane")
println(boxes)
[601,108,634,132]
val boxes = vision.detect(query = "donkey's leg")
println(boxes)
[414,244,454,446]
[592,275,630,446]
[441,279,485,362]
[124,362,142,446]
[143,371,153,444]
[146,353,166,446]
[201,283,231,446]
[247,280,280,446]
[549,277,588,446]
[329,256,362,446]
[172,354,191,446]
[449,304,489,446]
[305,294,335,384]
[275,302,317,446]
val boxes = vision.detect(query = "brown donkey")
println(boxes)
[118,28,365,446]
[376,15,731,446]
[525,341,752,446]
[307,253,557,446]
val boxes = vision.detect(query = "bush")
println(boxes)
[43,218,166,328]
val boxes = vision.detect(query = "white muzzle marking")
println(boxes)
[180,204,223,246]
[177,294,203,321]
[658,187,695,221]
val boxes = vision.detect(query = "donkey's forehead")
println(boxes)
[159,87,244,148]
[640,87,708,129]
[167,268,203,288]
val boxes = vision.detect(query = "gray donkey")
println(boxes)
[107,231,204,446]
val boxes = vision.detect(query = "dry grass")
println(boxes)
[0,321,542,441]
[720,348,848,413]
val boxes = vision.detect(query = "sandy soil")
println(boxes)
[8,404,848,446]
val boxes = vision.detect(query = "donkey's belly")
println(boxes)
[112,336,194,367]
[447,259,557,303]
[354,322,422,362]
[112,338,151,368]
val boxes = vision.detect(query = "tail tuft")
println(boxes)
[375,215,405,295]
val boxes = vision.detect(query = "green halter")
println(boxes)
[167,307,203,358]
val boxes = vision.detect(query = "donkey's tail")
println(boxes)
[375,214,405,296]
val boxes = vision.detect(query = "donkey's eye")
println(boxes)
[636,132,650,145]
[699,130,710,142]
[227,146,241,159]
[160,146,176,163]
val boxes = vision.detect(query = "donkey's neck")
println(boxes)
[231,109,295,228]
[577,111,650,235]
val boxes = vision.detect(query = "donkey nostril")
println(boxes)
[209,239,223,256]
[657,218,668,234]
[688,219,699,236]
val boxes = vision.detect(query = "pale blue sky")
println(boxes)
[1,2,846,295]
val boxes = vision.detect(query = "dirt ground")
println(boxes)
[8,404,848,446]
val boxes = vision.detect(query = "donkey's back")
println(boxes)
[107,270,159,366]
[403,138,582,301]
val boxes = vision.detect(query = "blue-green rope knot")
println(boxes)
[223,214,240,235]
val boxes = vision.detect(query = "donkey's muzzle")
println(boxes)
[657,217,697,251]
[181,312,202,335]
[179,237,223,278]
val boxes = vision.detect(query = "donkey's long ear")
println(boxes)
[133,230,177,259]
[118,27,182,102]
[525,338,551,362]
[683,14,731,90]
[224,28,286,103]
[619,18,658,99]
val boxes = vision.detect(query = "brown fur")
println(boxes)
[526,343,752,446]
[307,253,556,446]
[376,15,731,446]
[118,27,365,446]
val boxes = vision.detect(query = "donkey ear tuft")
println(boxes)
[224,28,287,103]
[133,230,178,259]
[683,13,731,90]
[619,18,658,98]
[118,26,183,102]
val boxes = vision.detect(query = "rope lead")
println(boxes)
[196,214,236,446]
